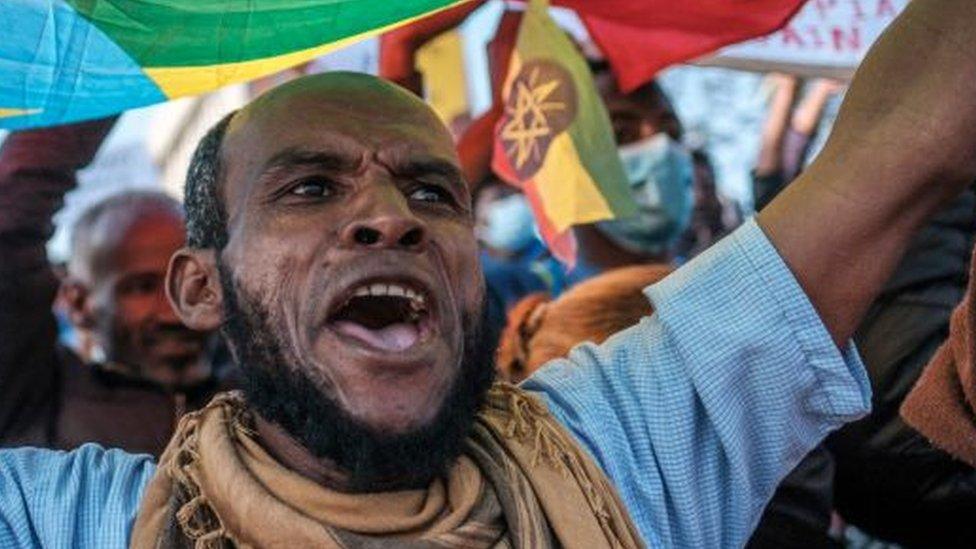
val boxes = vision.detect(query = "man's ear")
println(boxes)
[166,248,223,331]
[60,279,96,330]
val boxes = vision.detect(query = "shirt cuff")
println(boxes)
[646,217,872,422]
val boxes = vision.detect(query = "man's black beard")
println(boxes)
[217,262,497,492]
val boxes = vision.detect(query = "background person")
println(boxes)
[0,118,228,456]
[675,149,743,260]
[826,184,976,547]
[570,68,694,280]
[752,75,844,211]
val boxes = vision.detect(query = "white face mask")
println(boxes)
[478,193,538,253]
[596,133,694,255]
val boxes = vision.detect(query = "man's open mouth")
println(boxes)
[327,281,434,353]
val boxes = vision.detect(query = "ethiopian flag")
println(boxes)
[491,0,635,267]
[0,0,468,130]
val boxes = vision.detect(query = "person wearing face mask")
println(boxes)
[476,181,540,262]
[591,131,695,263]
[474,178,564,342]
[567,67,694,283]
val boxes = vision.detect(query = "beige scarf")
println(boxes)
[131,384,643,548]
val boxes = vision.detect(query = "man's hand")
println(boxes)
[758,0,976,346]
[754,73,799,178]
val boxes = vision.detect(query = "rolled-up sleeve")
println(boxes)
[0,444,155,548]
[522,218,871,549]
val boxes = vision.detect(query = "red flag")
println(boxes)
[379,1,484,93]
[381,0,805,95]
[457,10,522,186]
[558,0,806,91]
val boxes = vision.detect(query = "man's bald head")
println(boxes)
[69,191,184,283]
[239,71,447,131]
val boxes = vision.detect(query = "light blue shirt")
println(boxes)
[0,219,870,548]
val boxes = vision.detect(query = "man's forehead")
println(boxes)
[224,76,458,170]
[236,74,447,135]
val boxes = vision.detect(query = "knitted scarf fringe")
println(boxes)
[164,393,245,548]
[486,383,619,540]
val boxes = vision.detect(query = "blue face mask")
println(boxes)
[596,133,694,256]
[480,193,538,253]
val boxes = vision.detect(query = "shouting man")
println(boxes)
[3,0,976,546]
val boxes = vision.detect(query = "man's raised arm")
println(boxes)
[0,118,114,443]
[525,2,976,545]
[759,0,976,346]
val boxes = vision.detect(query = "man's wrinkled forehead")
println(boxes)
[219,73,462,202]
[230,75,455,160]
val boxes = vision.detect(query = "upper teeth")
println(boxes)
[353,283,426,308]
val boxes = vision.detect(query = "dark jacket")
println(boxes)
[0,119,227,457]
[827,187,976,547]
[750,136,976,547]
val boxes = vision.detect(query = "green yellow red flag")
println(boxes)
[0,0,469,130]
[491,0,636,267]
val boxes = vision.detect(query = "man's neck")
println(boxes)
[253,412,353,490]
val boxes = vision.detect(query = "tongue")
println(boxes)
[333,320,420,352]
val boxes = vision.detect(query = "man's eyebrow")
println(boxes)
[260,147,360,176]
[391,158,464,183]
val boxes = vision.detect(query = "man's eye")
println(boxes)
[290,177,334,198]
[410,185,451,204]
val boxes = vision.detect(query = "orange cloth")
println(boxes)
[901,255,976,467]
[497,265,671,382]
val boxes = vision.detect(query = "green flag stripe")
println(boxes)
[66,0,461,68]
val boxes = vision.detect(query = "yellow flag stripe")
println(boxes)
[145,0,472,99]
[499,51,615,232]
[415,29,469,124]
[0,108,42,119]
[533,132,615,233]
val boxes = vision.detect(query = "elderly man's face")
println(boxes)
[94,213,211,385]
[217,77,485,438]
[69,207,212,388]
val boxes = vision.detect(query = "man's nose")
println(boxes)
[340,189,429,252]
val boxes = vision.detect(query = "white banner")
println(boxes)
[703,0,907,79]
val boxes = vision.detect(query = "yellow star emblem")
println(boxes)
[500,66,569,171]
